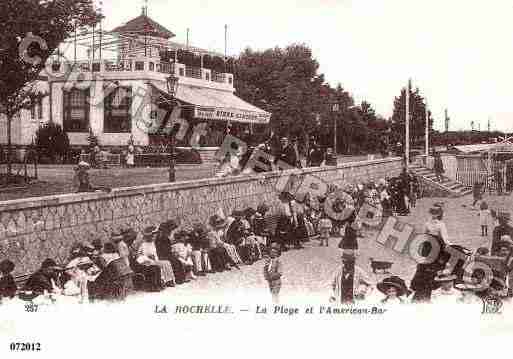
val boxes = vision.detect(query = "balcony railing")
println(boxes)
[50,59,232,86]
[158,62,175,74]
[212,71,226,83]
[185,66,202,79]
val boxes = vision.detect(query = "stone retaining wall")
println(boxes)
[0,157,402,277]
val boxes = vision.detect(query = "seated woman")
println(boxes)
[170,230,196,282]
[136,226,176,288]
[100,242,121,267]
[209,214,242,267]
[0,259,17,300]
[189,224,211,276]
[24,258,63,296]
[62,257,92,303]
[226,211,254,263]
[88,255,134,302]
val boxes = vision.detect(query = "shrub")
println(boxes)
[35,123,70,163]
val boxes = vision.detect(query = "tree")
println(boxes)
[0,0,99,178]
[235,44,327,153]
[35,122,70,163]
[391,86,432,149]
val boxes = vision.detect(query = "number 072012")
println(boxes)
[9,342,41,351]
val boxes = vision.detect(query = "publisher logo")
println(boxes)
[481,295,503,315]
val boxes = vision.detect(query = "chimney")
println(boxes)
[142,6,147,16]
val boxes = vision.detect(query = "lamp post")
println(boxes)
[166,74,180,182]
[331,102,340,155]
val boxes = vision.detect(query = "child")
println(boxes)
[0,259,17,300]
[472,182,484,208]
[377,276,410,305]
[318,212,333,247]
[478,202,492,236]
[263,243,283,304]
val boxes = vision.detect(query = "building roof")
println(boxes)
[111,14,175,39]
[454,140,513,154]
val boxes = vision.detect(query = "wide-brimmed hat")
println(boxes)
[78,161,90,168]
[159,219,179,233]
[0,259,15,274]
[434,270,457,282]
[243,207,256,218]
[172,229,190,243]
[341,249,357,260]
[41,258,62,271]
[209,214,227,229]
[455,283,484,292]
[65,257,93,270]
[91,238,103,250]
[231,210,244,219]
[110,228,124,241]
[257,203,269,214]
[142,225,158,237]
[377,276,410,297]
[429,206,443,216]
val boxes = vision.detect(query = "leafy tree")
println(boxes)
[391,86,433,149]
[35,122,70,163]
[235,44,327,152]
[0,0,100,176]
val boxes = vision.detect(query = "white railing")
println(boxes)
[50,59,232,86]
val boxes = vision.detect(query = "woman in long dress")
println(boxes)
[136,226,176,287]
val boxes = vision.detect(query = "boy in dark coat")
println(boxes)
[263,243,283,304]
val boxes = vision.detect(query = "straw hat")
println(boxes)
[209,214,228,229]
[377,276,410,297]
[142,225,158,237]
[434,270,457,282]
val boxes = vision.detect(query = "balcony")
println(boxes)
[185,66,202,79]
[49,58,234,88]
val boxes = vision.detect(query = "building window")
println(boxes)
[205,72,210,81]
[179,67,184,76]
[63,88,90,132]
[37,97,43,119]
[135,61,145,71]
[149,62,155,71]
[104,86,132,133]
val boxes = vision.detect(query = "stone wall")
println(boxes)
[0,157,402,277]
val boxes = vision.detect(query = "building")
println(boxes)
[1,7,271,156]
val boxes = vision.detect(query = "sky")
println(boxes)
[79,0,513,132]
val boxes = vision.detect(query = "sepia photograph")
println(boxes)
[1,0,513,357]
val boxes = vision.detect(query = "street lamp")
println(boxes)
[331,101,340,155]
[166,74,180,182]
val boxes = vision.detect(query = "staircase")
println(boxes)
[409,163,472,197]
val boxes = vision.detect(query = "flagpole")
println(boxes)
[405,79,411,167]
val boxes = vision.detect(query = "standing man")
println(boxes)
[275,137,297,169]
[330,250,373,304]
[433,152,444,182]
[307,137,324,167]
[495,161,504,195]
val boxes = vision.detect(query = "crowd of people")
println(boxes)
[0,164,425,306]
[2,159,512,306]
